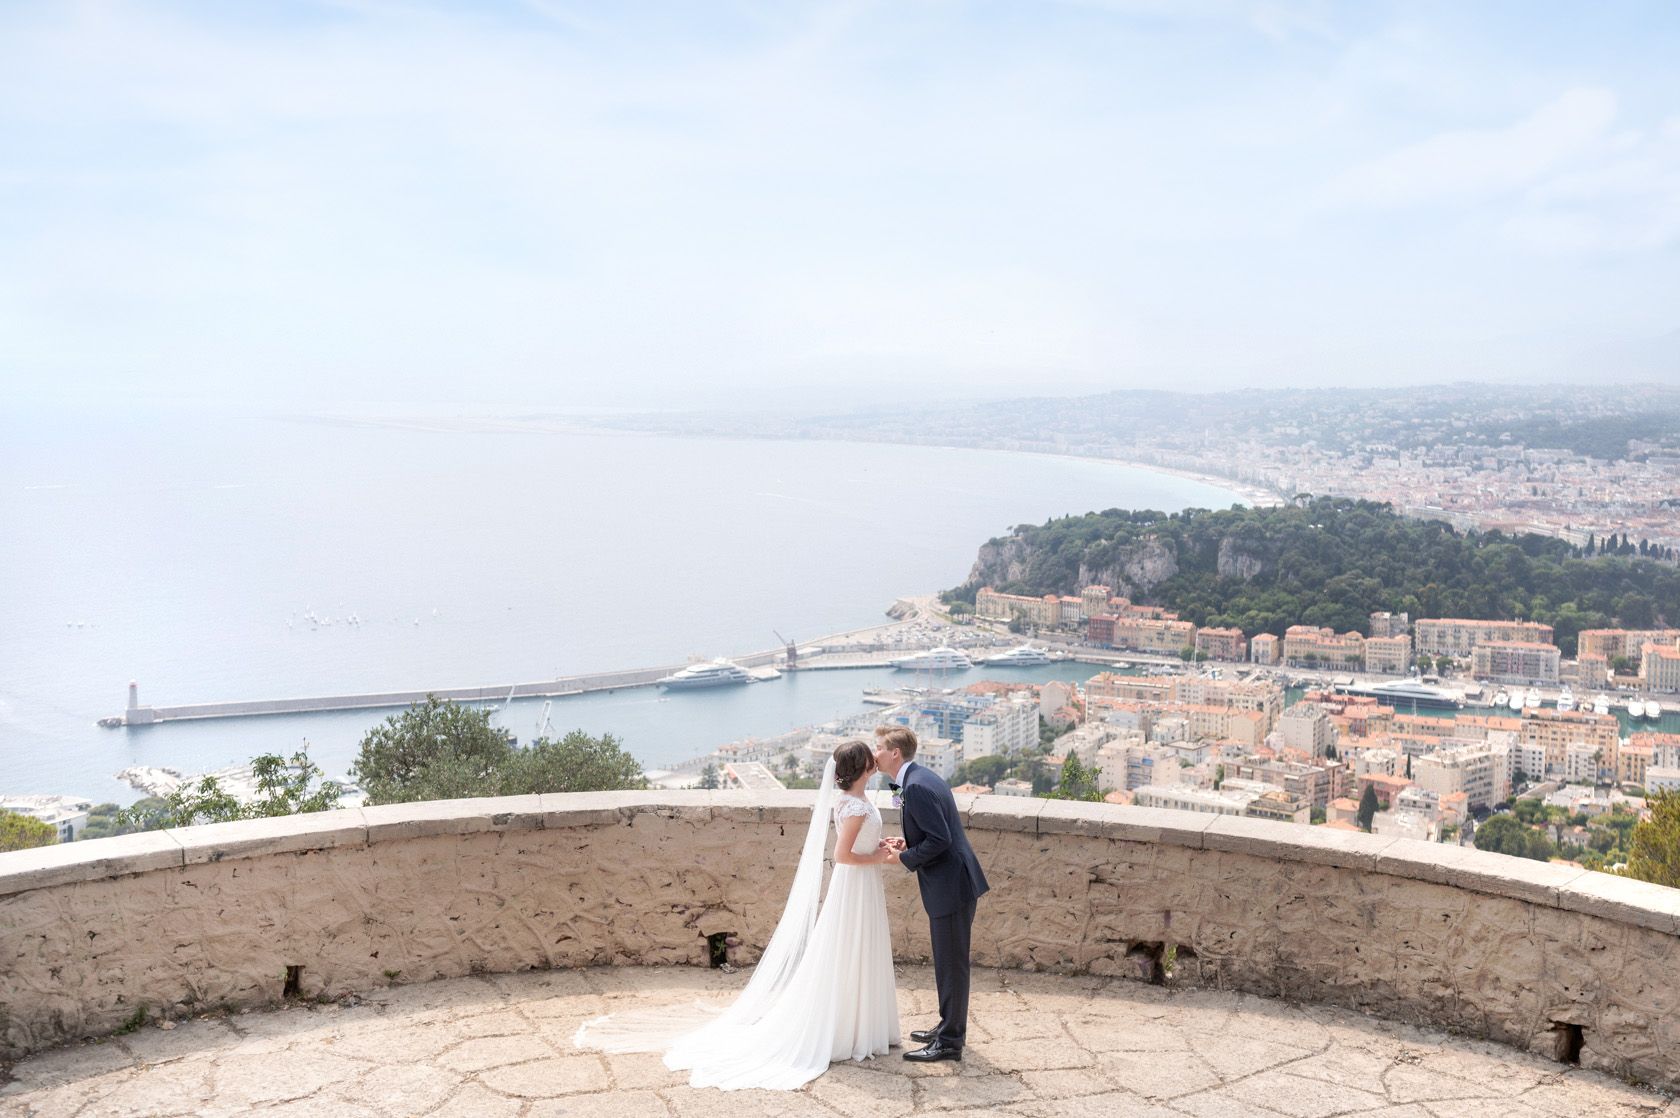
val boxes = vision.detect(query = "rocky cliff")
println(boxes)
[962,530,1181,599]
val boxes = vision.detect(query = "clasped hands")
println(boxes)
[877,836,906,864]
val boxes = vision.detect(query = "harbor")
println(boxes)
[104,598,984,728]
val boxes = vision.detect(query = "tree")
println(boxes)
[351,697,644,804]
[1048,755,1103,802]
[1434,655,1454,676]
[1356,784,1379,832]
[955,755,1012,788]
[118,751,343,830]
[1474,813,1555,862]
[350,695,513,804]
[78,802,142,841]
[0,809,57,852]
[505,731,647,795]
[1623,792,1680,888]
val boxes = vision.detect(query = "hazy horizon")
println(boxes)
[4,1,1678,411]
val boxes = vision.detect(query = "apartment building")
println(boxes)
[1411,745,1509,810]
[1229,759,1332,808]
[1245,790,1310,824]
[1368,611,1411,639]
[1084,674,1172,706]
[1642,641,1680,693]
[1364,634,1413,675]
[1578,628,1680,662]
[959,693,1041,760]
[1171,678,1284,731]
[1099,616,1198,655]
[1414,618,1555,658]
[1250,633,1280,665]
[1280,702,1335,759]
[1282,625,1365,670]
[1519,709,1620,775]
[975,587,1063,627]
[1133,783,1259,816]
[1194,627,1248,662]
[1618,740,1653,787]
[1470,640,1562,685]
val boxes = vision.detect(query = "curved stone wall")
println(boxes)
[5,791,1680,1088]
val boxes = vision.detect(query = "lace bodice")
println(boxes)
[833,795,883,857]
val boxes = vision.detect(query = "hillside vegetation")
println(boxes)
[945,498,1677,656]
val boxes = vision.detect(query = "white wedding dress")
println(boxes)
[576,762,900,1091]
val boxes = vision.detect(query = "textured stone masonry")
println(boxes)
[4,965,1672,1117]
[3,791,1680,1091]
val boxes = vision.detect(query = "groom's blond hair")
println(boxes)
[874,725,918,761]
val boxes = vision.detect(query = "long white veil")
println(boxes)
[575,757,839,1056]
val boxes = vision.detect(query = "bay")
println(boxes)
[0,404,1243,803]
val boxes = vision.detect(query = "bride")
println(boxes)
[575,740,902,1090]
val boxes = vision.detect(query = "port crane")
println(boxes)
[774,630,798,668]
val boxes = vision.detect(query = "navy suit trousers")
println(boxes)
[930,897,977,1048]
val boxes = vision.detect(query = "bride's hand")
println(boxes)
[878,846,900,865]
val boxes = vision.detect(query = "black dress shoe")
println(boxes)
[903,1042,962,1063]
[910,1029,939,1044]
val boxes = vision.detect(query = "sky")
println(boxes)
[2,1,1678,411]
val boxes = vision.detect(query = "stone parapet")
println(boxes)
[3,792,1678,1088]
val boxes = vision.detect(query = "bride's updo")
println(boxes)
[832,740,874,791]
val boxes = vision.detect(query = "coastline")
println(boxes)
[292,411,1283,512]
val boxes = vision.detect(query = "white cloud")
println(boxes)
[1320,88,1618,209]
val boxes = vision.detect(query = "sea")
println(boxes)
[1,403,1248,805]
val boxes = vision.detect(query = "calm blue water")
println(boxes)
[0,404,1242,803]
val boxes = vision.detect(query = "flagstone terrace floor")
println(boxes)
[2,965,1671,1118]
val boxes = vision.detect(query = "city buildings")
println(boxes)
[1364,635,1412,675]
[1579,628,1680,662]
[1414,619,1555,658]
[1092,616,1198,655]
[1250,633,1280,665]
[1411,746,1509,810]
[0,795,92,842]
[1470,641,1562,684]
[1194,627,1247,662]
[976,588,1064,627]
[1369,611,1411,639]
[1282,625,1365,670]
[1279,703,1335,760]
[1642,641,1680,693]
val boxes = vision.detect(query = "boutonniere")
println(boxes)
[888,780,903,809]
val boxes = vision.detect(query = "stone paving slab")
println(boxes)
[1,966,1671,1117]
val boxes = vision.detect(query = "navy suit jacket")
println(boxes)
[896,762,989,918]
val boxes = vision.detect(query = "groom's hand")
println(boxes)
[881,836,906,852]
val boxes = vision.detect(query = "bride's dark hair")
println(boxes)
[832,740,874,791]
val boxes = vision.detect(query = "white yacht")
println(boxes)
[1492,690,1510,708]
[1335,679,1463,710]
[1592,693,1611,716]
[1507,691,1526,712]
[1646,699,1664,720]
[1628,699,1647,719]
[980,644,1054,667]
[1556,687,1575,713]
[889,646,974,672]
[1524,688,1542,709]
[657,660,754,690]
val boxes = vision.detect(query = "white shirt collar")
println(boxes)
[893,760,913,785]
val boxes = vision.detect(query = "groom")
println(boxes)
[875,725,989,1063]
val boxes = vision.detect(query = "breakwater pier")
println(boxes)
[116,652,790,726]
[108,600,948,727]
